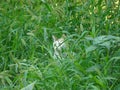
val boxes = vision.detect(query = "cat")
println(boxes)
[52,34,66,59]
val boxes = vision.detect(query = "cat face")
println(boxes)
[52,34,66,58]
[52,35,66,51]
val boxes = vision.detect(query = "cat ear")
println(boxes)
[52,35,57,41]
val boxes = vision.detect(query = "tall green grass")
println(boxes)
[0,0,120,90]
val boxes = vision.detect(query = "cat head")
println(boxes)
[52,34,66,51]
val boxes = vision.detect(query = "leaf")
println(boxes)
[91,85,100,90]
[93,35,120,45]
[103,76,116,80]
[21,81,36,90]
[85,36,94,41]
[93,35,106,45]
[21,38,26,46]
[114,84,120,90]
[86,45,97,53]
[80,23,84,32]
[89,35,120,49]
[86,64,101,72]
[5,77,13,86]
[99,41,111,49]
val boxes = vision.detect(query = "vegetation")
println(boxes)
[0,0,120,90]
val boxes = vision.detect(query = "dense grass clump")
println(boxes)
[0,0,120,90]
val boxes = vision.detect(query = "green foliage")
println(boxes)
[0,0,120,90]
[21,81,36,90]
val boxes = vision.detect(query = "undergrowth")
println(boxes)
[0,0,120,90]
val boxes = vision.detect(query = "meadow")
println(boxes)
[0,0,120,90]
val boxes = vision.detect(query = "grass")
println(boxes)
[0,0,120,90]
